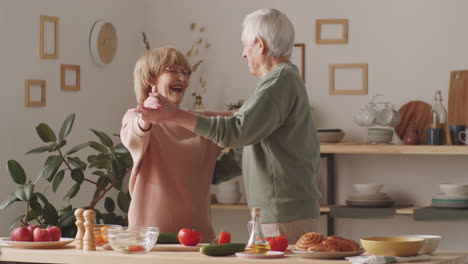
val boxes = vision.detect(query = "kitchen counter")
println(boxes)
[0,243,468,264]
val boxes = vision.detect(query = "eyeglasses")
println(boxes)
[163,67,192,79]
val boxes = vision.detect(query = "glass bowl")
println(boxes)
[94,224,122,246]
[106,226,159,254]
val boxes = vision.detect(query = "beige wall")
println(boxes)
[1,0,468,251]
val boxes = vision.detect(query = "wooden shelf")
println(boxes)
[320,143,468,155]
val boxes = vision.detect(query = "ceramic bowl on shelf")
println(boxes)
[317,129,345,143]
[368,128,393,144]
[353,184,384,195]
[439,184,468,196]
[107,226,159,254]
[405,235,441,255]
[360,236,424,257]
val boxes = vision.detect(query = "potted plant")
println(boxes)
[0,113,132,237]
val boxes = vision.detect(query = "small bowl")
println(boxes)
[94,224,122,245]
[361,236,424,257]
[318,131,345,143]
[107,226,159,254]
[440,184,468,196]
[368,128,393,144]
[406,235,441,255]
[353,184,384,195]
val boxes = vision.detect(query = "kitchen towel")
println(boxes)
[346,255,431,264]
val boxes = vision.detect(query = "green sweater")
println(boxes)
[195,62,321,223]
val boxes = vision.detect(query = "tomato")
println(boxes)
[178,228,201,246]
[266,235,288,252]
[218,231,231,244]
[128,245,145,252]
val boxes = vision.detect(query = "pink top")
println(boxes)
[120,109,221,242]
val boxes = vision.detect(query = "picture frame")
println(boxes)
[40,15,59,59]
[292,43,305,81]
[316,19,348,44]
[329,63,368,95]
[61,64,81,91]
[25,80,46,107]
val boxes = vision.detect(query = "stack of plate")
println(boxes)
[346,192,394,208]
[431,194,468,209]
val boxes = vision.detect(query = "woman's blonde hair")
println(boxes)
[133,46,191,104]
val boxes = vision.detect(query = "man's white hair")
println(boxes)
[242,8,295,57]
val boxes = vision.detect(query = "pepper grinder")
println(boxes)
[83,209,96,251]
[74,208,85,250]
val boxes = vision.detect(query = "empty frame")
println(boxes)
[25,80,46,107]
[40,15,59,59]
[292,43,305,81]
[316,19,348,44]
[329,63,368,95]
[61,64,81,91]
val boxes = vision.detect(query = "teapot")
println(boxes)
[354,103,378,127]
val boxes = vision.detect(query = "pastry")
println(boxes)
[296,232,324,250]
[307,243,339,252]
[323,236,360,252]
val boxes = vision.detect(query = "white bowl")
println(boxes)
[318,131,345,143]
[368,128,393,144]
[353,184,384,195]
[440,184,468,196]
[406,235,441,255]
[216,191,240,204]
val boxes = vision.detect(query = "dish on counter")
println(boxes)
[235,251,284,259]
[1,237,74,249]
[291,249,364,259]
[318,130,345,143]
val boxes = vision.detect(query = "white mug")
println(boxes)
[459,128,468,145]
[376,105,400,127]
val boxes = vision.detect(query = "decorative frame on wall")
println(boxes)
[316,19,348,44]
[292,43,305,81]
[40,15,59,59]
[25,80,46,107]
[329,63,368,95]
[61,64,81,91]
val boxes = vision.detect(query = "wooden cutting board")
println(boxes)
[151,243,206,252]
[448,70,468,127]
[395,101,432,143]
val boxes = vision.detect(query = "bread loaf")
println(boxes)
[323,236,360,252]
[307,243,339,252]
[295,232,324,250]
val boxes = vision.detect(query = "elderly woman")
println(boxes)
[120,46,230,242]
[138,9,321,243]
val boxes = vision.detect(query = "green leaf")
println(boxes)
[26,144,55,155]
[0,193,19,210]
[88,141,109,153]
[114,143,129,154]
[23,184,34,201]
[111,159,124,181]
[26,209,40,221]
[36,123,57,143]
[59,210,75,227]
[90,129,114,148]
[7,160,26,184]
[29,199,43,214]
[52,170,65,192]
[92,171,107,178]
[70,169,84,183]
[59,114,75,141]
[35,192,50,205]
[68,157,87,170]
[66,142,91,155]
[104,197,115,213]
[117,191,131,213]
[15,186,27,201]
[52,140,67,151]
[65,184,80,200]
[43,203,59,226]
[42,155,63,182]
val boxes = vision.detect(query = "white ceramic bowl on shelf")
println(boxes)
[440,184,468,196]
[353,184,384,195]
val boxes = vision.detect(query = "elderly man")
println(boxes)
[137,8,321,242]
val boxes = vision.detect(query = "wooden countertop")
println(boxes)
[0,242,467,264]
[320,143,468,155]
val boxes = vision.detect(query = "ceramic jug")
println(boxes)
[403,127,420,145]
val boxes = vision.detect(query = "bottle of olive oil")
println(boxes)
[245,208,271,254]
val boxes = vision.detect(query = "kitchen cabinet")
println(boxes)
[212,143,468,236]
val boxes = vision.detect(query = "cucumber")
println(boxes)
[200,243,246,256]
[157,232,179,244]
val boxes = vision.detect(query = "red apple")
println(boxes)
[33,228,50,242]
[27,225,38,233]
[46,226,61,241]
[11,227,33,241]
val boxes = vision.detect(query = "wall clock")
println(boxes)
[90,19,118,66]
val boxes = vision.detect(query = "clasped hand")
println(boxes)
[136,93,180,125]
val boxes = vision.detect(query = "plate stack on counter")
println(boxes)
[431,184,468,209]
[346,184,394,208]
[317,128,345,143]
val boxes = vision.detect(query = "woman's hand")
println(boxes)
[136,93,181,124]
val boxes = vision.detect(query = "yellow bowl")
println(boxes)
[360,236,424,257]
